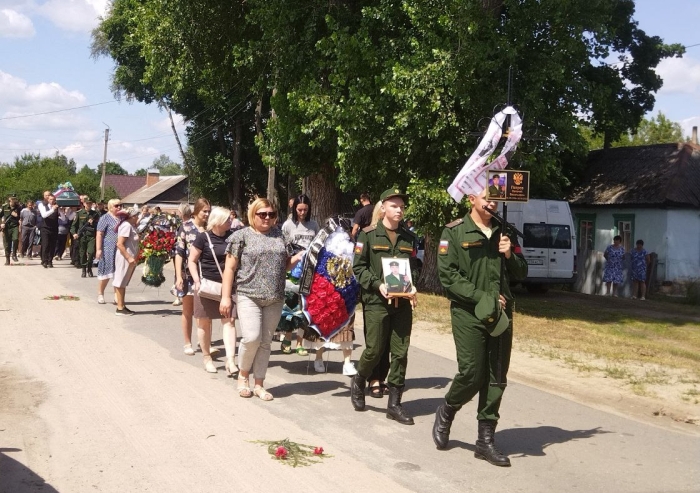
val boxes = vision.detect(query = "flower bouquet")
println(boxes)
[138,229,176,287]
[299,221,360,341]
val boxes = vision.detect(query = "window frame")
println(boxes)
[576,213,596,251]
[613,213,635,252]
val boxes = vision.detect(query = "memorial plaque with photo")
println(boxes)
[381,257,413,296]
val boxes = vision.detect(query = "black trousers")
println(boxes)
[40,228,57,265]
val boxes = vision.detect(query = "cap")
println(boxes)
[389,260,399,267]
[380,188,408,203]
[474,294,510,337]
[8,192,16,198]
[84,196,93,203]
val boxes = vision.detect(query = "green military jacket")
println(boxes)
[0,203,22,228]
[438,214,528,310]
[70,208,100,237]
[353,222,416,306]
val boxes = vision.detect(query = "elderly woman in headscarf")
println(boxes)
[113,207,141,316]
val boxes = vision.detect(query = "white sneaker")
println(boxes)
[97,295,105,304]
[631,296,637,300]
[640,297,646,301]
[314,359,325,373]
[342,362,358,376]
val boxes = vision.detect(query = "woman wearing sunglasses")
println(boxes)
[95,198,123,304]
[220,198,304,400]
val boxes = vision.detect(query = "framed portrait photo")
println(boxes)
[381,257,413,296]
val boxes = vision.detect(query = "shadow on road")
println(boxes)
[443,426,610,457]
[270,380,346,398]
[0,448,60,493]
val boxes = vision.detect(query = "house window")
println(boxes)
[613,214,635,252]
[576,213,596,251]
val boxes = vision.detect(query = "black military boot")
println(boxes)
[87,267,94,278]
[81,267,87,278]
[4,255,9,265]
[350,374,366,411]
[432,401,458,449]
[11,253,18,262]
[474,420,511,467]
[386,385,414,425]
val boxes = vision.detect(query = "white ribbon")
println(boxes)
[448,106,523,202]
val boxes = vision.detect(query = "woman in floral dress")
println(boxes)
[630,239,650,300]
[95,198,122,304]
[603,235,625,296]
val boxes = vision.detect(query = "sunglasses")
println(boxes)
[255,211,277,219]
[114,204,123,208]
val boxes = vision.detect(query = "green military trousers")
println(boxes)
[445,304,513,422]
[357,300,412,387]
[79,235,96,267]
[3,226,19,256]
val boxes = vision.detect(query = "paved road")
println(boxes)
[1,258,698,493]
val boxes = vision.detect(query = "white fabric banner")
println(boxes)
[448,107,523,202]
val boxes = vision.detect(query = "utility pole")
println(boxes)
[99,127,109,201]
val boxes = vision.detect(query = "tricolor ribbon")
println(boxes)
[448,106,523,202]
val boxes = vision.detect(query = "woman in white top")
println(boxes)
[280,194,319,355]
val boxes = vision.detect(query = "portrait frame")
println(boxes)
[381,257,414,297]
[486,171,507,200]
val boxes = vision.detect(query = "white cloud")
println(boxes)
[35,0,106,32]
[656,56,700,96]
[0,70,88,130]
[0,8,34,37]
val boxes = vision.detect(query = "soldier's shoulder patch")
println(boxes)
[438,240,449,255]
[354,242,364,255]
[445,218,463,228]
[362,225,377,233]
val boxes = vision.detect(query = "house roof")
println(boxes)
[569,143,700,208]
[121,175,188,205]
[105,175,146,199]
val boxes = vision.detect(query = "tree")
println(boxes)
[97,161,129,175]
[582,112,684,150]
[151,154,183,175]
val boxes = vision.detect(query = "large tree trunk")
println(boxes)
[302,165,338,224]
[417,233,443,294]
[230,119,243,216]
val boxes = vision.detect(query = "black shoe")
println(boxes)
[432,401,458,449]
[4,258,9,266]
[81,268,86,278]
[115,308,135,316]
[87,268,94,278]
[12,255,18,262]
[386,385,414,425]
[48,263,54,268]
[350,374,366,411]
[474,420,511,467]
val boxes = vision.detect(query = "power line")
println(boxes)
[0,101,118,121]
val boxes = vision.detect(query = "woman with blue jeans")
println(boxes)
[220,198,304,401]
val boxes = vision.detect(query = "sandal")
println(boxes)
[183,344,195,356]
[295,346,308,356]
[369,381,384,399]
[237,376,252,398]
[253,386,274,401]
[281,340,292,354]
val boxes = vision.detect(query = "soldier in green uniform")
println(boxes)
[351,188,418,425]
[71,197,100,277]
[1,194,22,265]
[432,189,528,466]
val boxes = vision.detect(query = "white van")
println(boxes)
[500,199,577,292]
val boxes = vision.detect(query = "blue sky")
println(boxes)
[0,0,698,174]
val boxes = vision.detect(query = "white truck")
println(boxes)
[500,199,577,293]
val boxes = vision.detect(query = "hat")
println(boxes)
[389,260,399,267]
[8,192,16,198]
[474,294,510,337]
[117,206,140,219]
[380,188,408,203]
[83,196,93,203]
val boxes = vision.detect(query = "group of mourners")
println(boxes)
[3,183,529,467]
[168,186,528,467]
